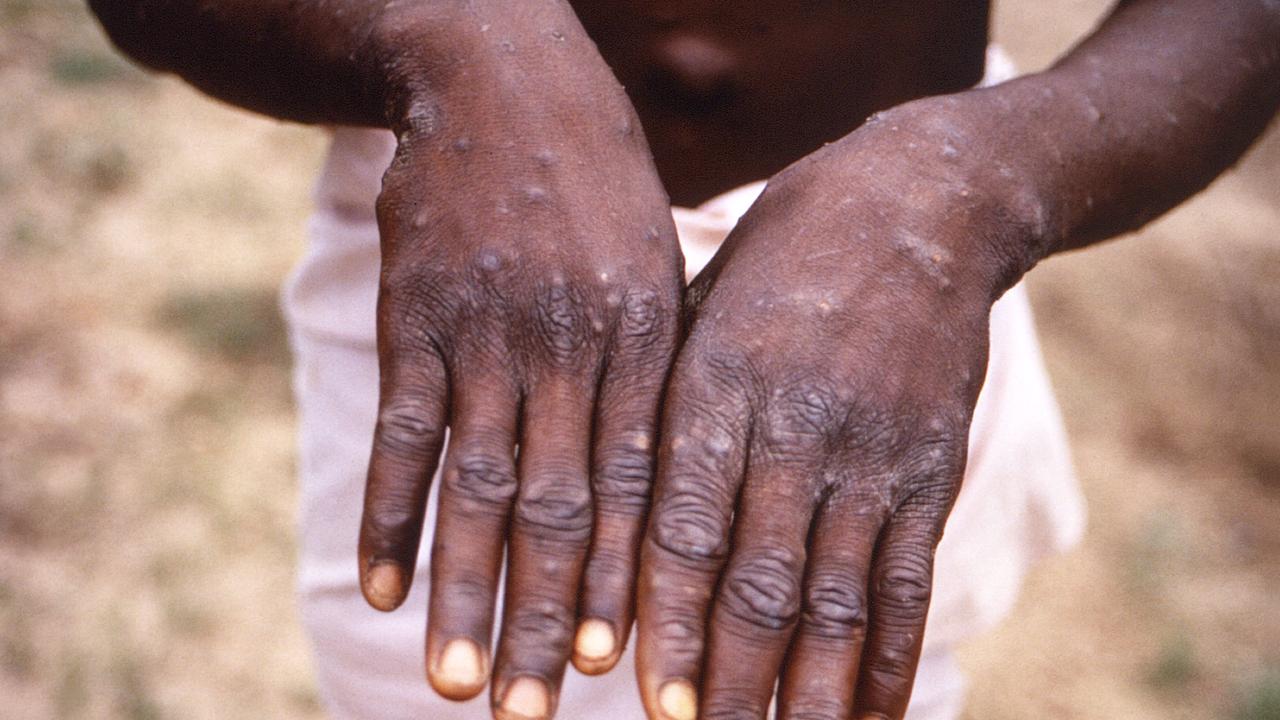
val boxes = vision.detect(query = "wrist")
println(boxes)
[837,92,1059,299]
[365,1,631,140]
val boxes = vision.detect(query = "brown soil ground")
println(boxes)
[1,1,1277,718]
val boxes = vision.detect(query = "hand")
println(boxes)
[635,96,1038,719]
[355,9,683,717]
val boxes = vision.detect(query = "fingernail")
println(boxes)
[658,679,697,720]
[500,676,550,720]
[363,563,404,611]
[574,619,617,661]
[433,638,485,696]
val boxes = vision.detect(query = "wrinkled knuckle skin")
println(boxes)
[696,347,759,395]
[506,598,575,658]
[444,452,518,507]
[531,281,593,365]
[721,547,804,632]
[594,444,653,510]
[516,482,593,540]
[900,429,965,478]
[363,494,422,547]
[873,551,934,622]
[834,402,912,470]
[650,490,730,564]
[702,698,769,720]
[652,610,706,666]
[802,567,869,639]
[436,570,493,609]
[783,698,849,720]
[583,545,631,587]
[376,270,463,351]
[862,647,918,701]
[760,381,842,460]
[615,288,671,352]
[374,398,443,462]
[894,436,965,517]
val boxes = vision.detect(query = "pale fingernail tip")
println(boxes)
[573,619,617,661]
[363,563,404,610]
[499,676,550,720]
[435,638,486,693]
[658,679,698,720]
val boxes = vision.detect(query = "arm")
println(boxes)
[965,0,1280,282]
[88,0,394,126]
[635,2,1278,719]
[91,2,685,716]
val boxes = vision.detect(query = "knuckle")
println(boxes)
[378,268,457,345]
[721,546,804,631]
[444,451,517,506]
[650,489,730,563]
[760,380,842,459]
[899,426,966,479]
[801,567,869,639]
[374,398,443,460]
[666,410,745,477]
[783,698,848,720]
[894,437,965,516]
[506,597,575,653]
[363,496,421,543]
[873,549,934,619]
[615,288,669,349]
[773,382,841,434]
[516,481,593,539]
[694,346,757,393]
[434,569,491,609]
[531,280,592,364]
[703,697,768,720]
[835,401,911,469]
[594,443,653,510]
[583,545,631,585]
[863,646,918,697]
[653,608,704,648]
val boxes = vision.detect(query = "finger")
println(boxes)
[854,502,947,720]
[699,467,817,718]
[358,343,449,612]
[576,289,676,675]
[636,359,751,720]
[425,370,521,701]
[776,491,882,720]
[491,376,595,720]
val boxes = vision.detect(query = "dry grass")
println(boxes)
[1,1,1277,718]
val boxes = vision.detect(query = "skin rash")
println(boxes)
[87,1,1280,719]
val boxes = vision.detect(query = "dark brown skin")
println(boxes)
[88,1,1280,719]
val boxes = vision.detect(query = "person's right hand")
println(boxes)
[355,6,683,719]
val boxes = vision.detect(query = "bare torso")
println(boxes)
[570,0,991,204]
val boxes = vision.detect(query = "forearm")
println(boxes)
[988,0,1280,271]
[855,0,1280,293]
[1028,0,1279,247]
[87,0,623,132]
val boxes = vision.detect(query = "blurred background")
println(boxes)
[1,1,1278,718]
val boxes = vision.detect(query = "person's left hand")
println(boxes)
[633,95,1041,720]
